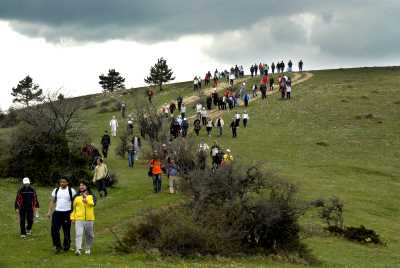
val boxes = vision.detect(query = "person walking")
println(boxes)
[252,84,258,97]
[230,119,237,138]
[132,135,141,160]
[286,77,292,99]
[109,116,118,137]
[216,116,224,136]
[92,158,108,198]
[70,181,96,256]
[177,96,183,111]
[47,177,76,253]
[15,177,40,239]
[147,88,154,103]
[242,111,249,128]
[210,141,221,169]
[201,108,208,126]
[101,131,111,158]
[120,102,126,118]
[234,112,241,127]
[127,141,135,168]
[193,118,201,136]
[206,118,214,137]
[167,159,178,194]
[180,103,186,118]
[181,118,189,137]
[223,149,234,165]
[148,153,163,193]
[127,117,134,135]
[269,76,274,91]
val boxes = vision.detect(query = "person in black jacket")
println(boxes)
[15,177,40,238]
[101,131,111,158]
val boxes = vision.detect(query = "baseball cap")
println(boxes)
[22,177,30,184]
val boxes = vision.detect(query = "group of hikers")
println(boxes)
[13,59,303,255]
[147,140,234,194]
[15,176,97,256]
[250,60,304,76]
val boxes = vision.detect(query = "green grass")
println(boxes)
[1,67,400,267]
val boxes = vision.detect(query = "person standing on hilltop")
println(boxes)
[15,177,40,239]
[101,130,111,158]
[271,62,276,74]
[288,60,293,72]
[254,64,258,76]
[109,116,118,137]
[213,70,219,87]
[299,60,304,72]
[193,76,198,91]
[281,61,285,73]
[250,65,254,77]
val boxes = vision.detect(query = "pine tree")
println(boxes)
[99,69,125,93]
[11,76,44,106]
[144,58,175,91]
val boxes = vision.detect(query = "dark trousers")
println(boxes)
[202,117,207,126]
[152,174,162,193]
[232,128,237,137]
[287,92,291,99]
[96,179,108,197]
[128,151,135,167]
[102,146,109,158]
[51,210,72,250]
[243,119,248,128]
[195,129,200,136]
[19,208,34,235]
[281,90,286,99]
[235,119,240,127]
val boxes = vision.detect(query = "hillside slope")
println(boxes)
[0,67,399,268]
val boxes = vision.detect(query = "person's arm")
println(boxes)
[34,189,40,209]
[47,197,55,218]
[15,190,21,211]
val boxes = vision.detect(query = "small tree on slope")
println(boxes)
[99,69,126,93]
[145,57,175,91]
[11,75,44,107]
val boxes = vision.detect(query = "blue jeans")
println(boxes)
[152,174,162,193]
[128,151,134,167]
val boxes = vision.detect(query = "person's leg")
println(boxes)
[75,221,84,252]
[26,209,34,233]
[128,152,133,167]
[51,211,62,250]
[156,174,162,193]
[168,176,174,193]
[152,175,157,193]
[84,221,94,253]
[243,119,247,128]
[101,179,108,197]
[61,211,72,251]
[19,208,27,235]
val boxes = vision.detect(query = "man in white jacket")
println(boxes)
[110,116,119,137]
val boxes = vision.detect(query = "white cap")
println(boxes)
[226,149,231,153]
[22,177,30,184]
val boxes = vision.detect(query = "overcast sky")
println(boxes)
[1,0,399,110]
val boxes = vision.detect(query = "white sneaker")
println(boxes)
[85,249,91,255]
[75,250,81,256]
[20,234,27,239]
[26,230,32,236]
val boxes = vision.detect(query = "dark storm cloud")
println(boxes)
[0,0,399,61]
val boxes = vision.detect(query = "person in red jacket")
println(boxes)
[148,152,163,193]
[15,177,40,238]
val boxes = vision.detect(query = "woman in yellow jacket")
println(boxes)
[70,181,95,256]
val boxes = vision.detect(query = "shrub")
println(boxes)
[0,107,19,128]
[117,162,314,263]
[100,99,113,107]
[99,107,111,113]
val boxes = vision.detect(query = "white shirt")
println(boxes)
[181,106,186,113]
[51,187,77,212]
[201,110,208,117]
[110,119,118,128]
[235,114,241,120]
[286,86,292,92]
[196,104,202,113]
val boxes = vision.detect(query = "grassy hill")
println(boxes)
[0,67,399,267]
